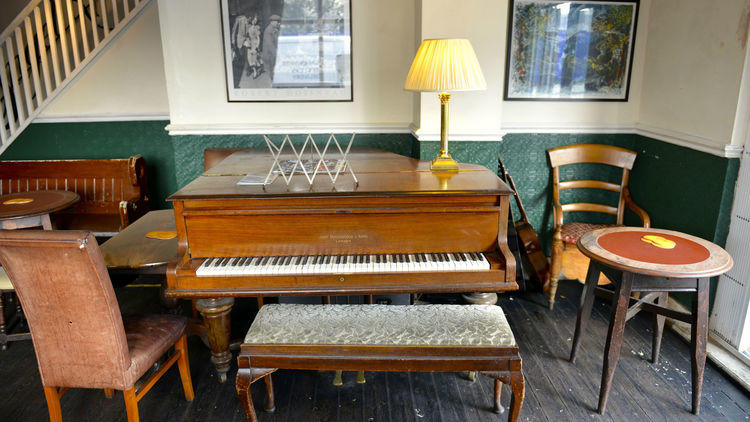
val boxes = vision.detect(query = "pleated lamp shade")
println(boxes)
[404,39,487,92]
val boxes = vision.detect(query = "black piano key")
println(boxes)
[220,257,230,266]
[324,255,330,264]
[366,255,370,264]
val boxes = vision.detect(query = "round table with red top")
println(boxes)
[570,226,732,416]
[0,191,79,230]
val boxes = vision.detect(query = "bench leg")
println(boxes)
[508,372,524,422]
[263,373,275,412]
[236,369,258,422]
[237,367,276,421]
[493,378,503,414]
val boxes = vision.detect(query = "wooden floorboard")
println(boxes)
[2,280,750,421]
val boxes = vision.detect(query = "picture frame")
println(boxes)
[504,0,639,101]
[220,0,353,102]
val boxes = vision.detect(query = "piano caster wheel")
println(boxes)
[333,370,343,386]
[356,371,366,384]
[462,292,498,305]
[467,371,477,382]
[264,404,276,413]
[218,371,228,383]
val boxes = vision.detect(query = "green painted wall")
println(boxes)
[1,121,177,209]
[3,122,739,309]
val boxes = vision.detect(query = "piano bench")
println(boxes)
[236,304,525,421]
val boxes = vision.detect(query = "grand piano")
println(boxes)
[166,148,516,381]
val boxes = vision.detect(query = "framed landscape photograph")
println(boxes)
[220,0,353,102]
[504,0,639,101]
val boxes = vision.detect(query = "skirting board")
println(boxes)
[667,297,750,392]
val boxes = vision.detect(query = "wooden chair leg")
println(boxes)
[691,278,709,415]
[236,370,258,422]
[570,263,600,363]
[123,387,139,422]
[43,386,63,422]
[493,378,503,414]
[508,372,525,422]
[597,273,634,414]
[652,292,668,364]
[548,238,563,310]
[14,293,25,329]
[104,388,114,398]
[0,293,7,351]
[174,334,195,401]
[263,373,275,412]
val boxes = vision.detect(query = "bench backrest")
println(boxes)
[0,156,147,215]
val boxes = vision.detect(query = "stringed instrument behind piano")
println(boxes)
[166,148,516,381]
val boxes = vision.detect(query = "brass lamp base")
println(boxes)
[430,155,459,172]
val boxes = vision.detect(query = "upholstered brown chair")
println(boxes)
[0,230,194,422]
[546,144,650,309]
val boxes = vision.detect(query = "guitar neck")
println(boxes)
[505,173,531,224]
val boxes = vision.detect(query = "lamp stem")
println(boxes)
[439,92,450,157]
[431,92,459,172]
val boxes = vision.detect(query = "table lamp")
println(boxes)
[405,39,486,172]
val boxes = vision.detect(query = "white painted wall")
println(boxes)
[157,0,415,132]
[411,0,506,141]
[11,0,748,157]
[38,1,169,120]
[638,0,750,149]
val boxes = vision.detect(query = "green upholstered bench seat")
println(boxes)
[244,303,516,347]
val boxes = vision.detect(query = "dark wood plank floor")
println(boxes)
[1,280,749,421]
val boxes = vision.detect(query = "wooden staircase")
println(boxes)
[0,0,154,154]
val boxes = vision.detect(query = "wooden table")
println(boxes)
[0,190,79,349]
[571,226,732,415]
[100,209,178,275]
[0,190,79,230]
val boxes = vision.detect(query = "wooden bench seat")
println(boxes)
[237,304,525,421]
[0,156,149,236]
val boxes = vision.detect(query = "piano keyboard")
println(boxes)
[196,252,490,277]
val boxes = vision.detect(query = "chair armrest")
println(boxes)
[623,187,650,228]
[118,198,149,230]
[553,201,564,232]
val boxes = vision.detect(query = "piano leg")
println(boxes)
[195,297,235,383]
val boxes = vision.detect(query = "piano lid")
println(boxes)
[168,148,513,200]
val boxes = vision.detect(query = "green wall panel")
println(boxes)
[1,121,176,209]
[3,122,738,310]
[417,141,500,173]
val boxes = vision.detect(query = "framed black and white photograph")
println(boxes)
[221,0,353,102]
[504,0,639,101]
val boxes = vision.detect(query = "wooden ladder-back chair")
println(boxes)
[547,144,650,309]
[0,230,194,422]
